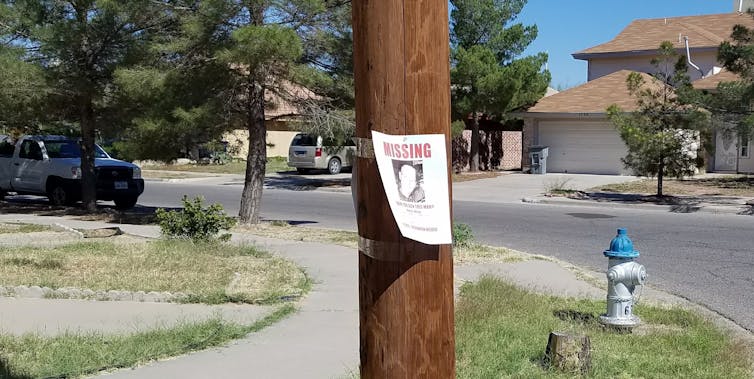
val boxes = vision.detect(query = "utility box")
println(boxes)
[529,146,549,174]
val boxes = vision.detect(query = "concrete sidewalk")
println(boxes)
[0,214,750,378]
[99,235,361,379]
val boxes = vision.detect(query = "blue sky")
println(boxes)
[516,0,734,89]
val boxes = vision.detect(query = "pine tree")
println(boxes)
[1,0,168,210]
[607,42,710,196]
[449,0,549,172]
[115,1,349,224]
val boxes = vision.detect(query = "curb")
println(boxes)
[143,176,222,183]
[524,196,750,215]
[1,285,188,303]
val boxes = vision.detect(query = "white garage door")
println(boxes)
[537,120,627,175]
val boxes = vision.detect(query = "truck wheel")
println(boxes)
[114,196,138,210]
[0,190,5,200]
[327,158,342,175]
[47,183,73,206]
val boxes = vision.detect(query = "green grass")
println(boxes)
[0,304,295,379]
[456,276,752,378]
[265,156,291,173]
[0,240,309,304]
[0,223,52,234]
[142,157,290,175]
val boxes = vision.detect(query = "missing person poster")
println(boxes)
[371,131,452,245]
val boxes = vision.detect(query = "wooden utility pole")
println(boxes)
[352,1,455,378]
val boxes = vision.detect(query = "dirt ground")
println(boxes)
[593,175,754,197]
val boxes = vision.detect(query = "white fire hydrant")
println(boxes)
[600,228,647,328]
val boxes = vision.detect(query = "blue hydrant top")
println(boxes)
[604,228,640,258]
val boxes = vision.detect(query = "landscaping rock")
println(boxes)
[143,291,161,302]
[77,227,123,238]
[64,288,82,299]
[13,285,48,298]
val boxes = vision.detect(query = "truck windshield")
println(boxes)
[44,141,109,159]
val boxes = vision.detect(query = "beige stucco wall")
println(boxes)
[587,51,719,82]
[223,129,299,159]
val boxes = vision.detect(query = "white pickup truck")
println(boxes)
[0,135,144,209]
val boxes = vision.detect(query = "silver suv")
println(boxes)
[287,133,355,174]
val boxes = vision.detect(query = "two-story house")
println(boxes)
[519,3,754,175]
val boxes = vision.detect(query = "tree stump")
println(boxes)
[544,332,591,374]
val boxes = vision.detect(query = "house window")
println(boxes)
[741,136,750,158]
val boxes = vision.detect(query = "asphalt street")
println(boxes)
[139,180,754,332]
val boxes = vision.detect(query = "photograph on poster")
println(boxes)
[393,160,425,203]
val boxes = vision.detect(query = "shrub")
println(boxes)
[453,223,474,248]
[451,120,467,139]
[544,177,576,195]
[156,196,236,242]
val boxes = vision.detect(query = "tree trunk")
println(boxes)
[657,156,664,197]
[80,97,97,211]
[544,332,591,374]
[238,79,266,225]
[469,113,480,172]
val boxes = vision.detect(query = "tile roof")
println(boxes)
[265,82,320,119]
[692,69,742,90]
[575,13,754,57]
[525,70,659,114]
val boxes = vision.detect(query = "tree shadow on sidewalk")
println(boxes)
[570,191,752,214]
[263,175,351,191]
[0,198,175,225]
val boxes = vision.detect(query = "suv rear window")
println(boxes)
[291,134,317,147]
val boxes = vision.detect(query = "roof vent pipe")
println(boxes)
[740,0,744,13]
[684,36,705,78]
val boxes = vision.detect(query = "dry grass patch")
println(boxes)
[0,223,52,234]
[452,171,502,182]
[594,175,754,197]
[0,239,308,304]
[141,171,194,180]
[141,160,247,175]
[454,244,526,264]
[240,222,529,265]
[239,222,359,249]
[141,157,289,175]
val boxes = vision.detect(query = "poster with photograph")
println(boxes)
[371,130,452,245]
